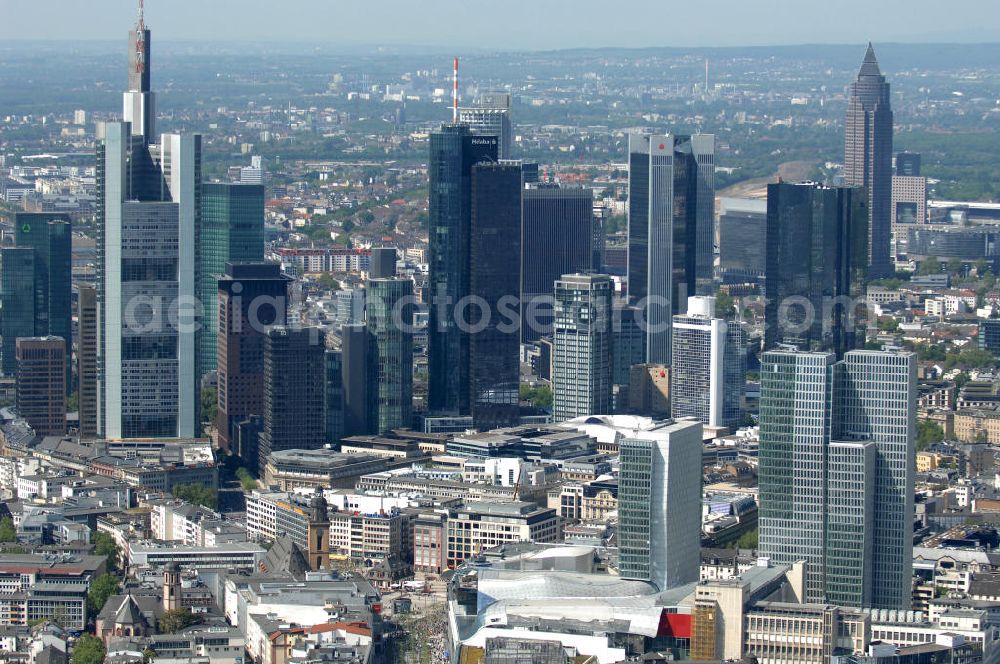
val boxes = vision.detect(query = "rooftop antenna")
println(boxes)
[135,0,146,76]
[453,57,459,123]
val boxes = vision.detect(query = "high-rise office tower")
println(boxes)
[718,197,767,286]
[469,162,521,430]
[552,274,613,421]
[763,182,868,358]
[670,296,745,430]
[837,350,916,609]
[895,151,921,177]
[341,323,376,437]
[259,327,326,471]
[124,1,154,142]
[97,124,201,439]
[758,348,915,608]
[15,213,72,373]
[0,248,36,377]
[592,205,606,273]
[520,183,593,343]
[0,214,71,379]
[367,278,414,433]
[199,183,265,373]
[613,304,645,388]
[369,247,397,280]
[324,350,344,444]
[427,125,498,415]
[216,263,291,456]
[15,337,66,436]
[844,43,893,278]
[627,133,715,365]
[77,285,98,439]
[618,418,703,591]
[334,288,366,328]
[95,8,202,439]
[459,91,513,159]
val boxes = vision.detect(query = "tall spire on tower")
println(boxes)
[859,42,882,77]
[125,0,154,141]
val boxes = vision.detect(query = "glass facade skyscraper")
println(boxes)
[0,248,37,377]
[618,418,703,591]
[0,214,71,381]
[627,133,715,365]
[845,44,893,279]
[259,327,327,471]
[367,278,414,433]
[216,263,291,456]
[758,348,915,608]
[469,161,522,430]
[763,182,868,358]
[427,125,498,415]
[96,11,201,439]
[520,183,593,343]
[670,296,745,430]
[552,274,613,421]
[199,183,265,373]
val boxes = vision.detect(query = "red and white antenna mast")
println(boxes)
[452,57,459,123]
[135,0,146,75]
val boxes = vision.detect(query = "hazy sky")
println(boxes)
[3,0,999,49]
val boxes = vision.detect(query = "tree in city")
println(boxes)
[731,528,758,550]
[917,419,945,452]
[86,573,121,618]
[158,608,203,634]
[236,467,257,492]
[918,258,942,276]
[172,483,218,510]
[93,532,120,572]
[71,635,106,664]
[200,387,217,435]
[520,384,553,409]
[0,517,15,543]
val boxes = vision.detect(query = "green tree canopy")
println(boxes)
[93,532,120,572]
[917,420,945,452]
[172,483,218,510]
[520,384,553,409]
[236,467,257,492]
[0,517,15,543]
[86,573,121,618]
[71,635,106,664]
[158,608,203,634]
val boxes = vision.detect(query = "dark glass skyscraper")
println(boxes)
[259,327,326,471]
[341,323,376,437]
[763,182,868,358]
[199,183,266,373]
[520,183,593,343]
[0,214,72,381]
[15,213,72,348]
[216,263,291,456]
[367,278,414,433]
[427,125,498,415]
[0,248,37,377]
[627,133,715,365]
[469,162,522,430]
[845,43,893,279]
